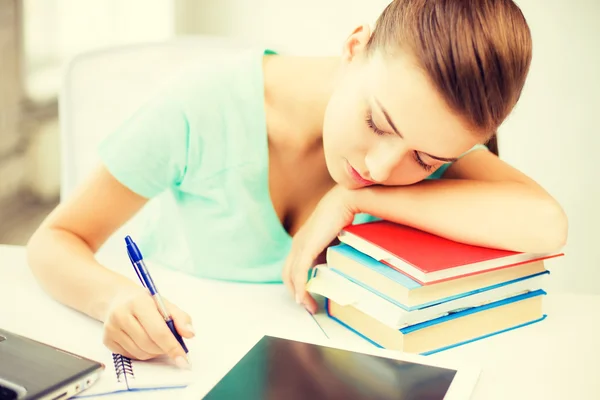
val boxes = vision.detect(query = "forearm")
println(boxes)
[26,228,138,321]
[352,179,568,253]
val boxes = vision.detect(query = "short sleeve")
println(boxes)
[426,143,488,180]
[98,95,190,199]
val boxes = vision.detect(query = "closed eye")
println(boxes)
[366,107,440,172]
[365,111,389,136]
[413,151,435,172]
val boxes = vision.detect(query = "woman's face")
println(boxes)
[322,28,483,190]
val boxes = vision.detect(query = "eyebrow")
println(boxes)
[373,97,459,163]
[374,97,403,138]
[423,153,459,163]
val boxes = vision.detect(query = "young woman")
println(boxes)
[26,0,567,369]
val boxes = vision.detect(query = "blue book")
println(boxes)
[325,289,547,356]
[327,244,549,310]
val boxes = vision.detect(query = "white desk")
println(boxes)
[1,244,599,399]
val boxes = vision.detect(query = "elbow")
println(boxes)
[26,227,59,298]
[25,228,44,276]
[26,226,54,283]
[533,199,569,253]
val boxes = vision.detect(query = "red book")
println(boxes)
[338,220,563,285]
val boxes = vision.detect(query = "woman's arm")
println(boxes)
[284,149,568,312]
[351,149,568,253]
[26,165,149,320]
[27,165,195,364]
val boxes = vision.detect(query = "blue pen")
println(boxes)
[125,235,189,355]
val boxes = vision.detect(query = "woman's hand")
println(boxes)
[282,185,357,314]
[102,286,195,369]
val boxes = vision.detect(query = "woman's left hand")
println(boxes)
[282,184,357,314]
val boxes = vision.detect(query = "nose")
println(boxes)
[365,142,408,183]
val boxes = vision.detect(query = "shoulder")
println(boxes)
[158,48,269,116]
[161,48,274,177]
[97,48,274,197]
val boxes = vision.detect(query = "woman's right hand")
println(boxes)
[102,286,195,369]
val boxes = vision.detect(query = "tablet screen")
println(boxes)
[202,336,457,399]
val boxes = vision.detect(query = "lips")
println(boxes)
[346,161,375,186]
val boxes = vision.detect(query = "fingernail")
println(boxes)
[186,324,195,335]
[175,356,191,370]
[295,294,302,304]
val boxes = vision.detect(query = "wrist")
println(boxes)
[331,184,360,215]
[348,184,416,224]
[346,185,376,215]
[91,270,140,321]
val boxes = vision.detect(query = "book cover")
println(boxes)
[325,290,547,355]
[339,220,563,284]
[327,243,549,310]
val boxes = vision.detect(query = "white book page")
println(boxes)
[79,349,194,396]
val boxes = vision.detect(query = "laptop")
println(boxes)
[0,328,104,400]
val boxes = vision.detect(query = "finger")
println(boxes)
[292,253,314,304]
[282,257,296,299]
[123,314,163,355]
[104,339,133,359]
[115,329,155,360]
[167,304,195,339]
[104,312,155,360]
[301,291,318,315]
[133,299,189,363]
[283,247,303,301]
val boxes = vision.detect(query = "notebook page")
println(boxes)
[124,354,194,390]
[76,352,194,397]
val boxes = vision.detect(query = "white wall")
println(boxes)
[175,0,391,54]
[20,0,176,202]
[498,0,600,295]
[23,0,175,103]
[179,0,599,295]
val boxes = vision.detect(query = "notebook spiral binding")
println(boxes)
[112,353,134,382]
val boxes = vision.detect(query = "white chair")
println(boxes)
[58,36,250,255]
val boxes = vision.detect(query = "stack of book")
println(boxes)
[306,220,563,355]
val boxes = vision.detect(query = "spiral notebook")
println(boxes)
[74,352,194,397]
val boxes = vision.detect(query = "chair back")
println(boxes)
[59,36,248,254]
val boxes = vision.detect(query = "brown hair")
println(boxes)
[366,0,533,156]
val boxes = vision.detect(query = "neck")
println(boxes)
[263,55,340,152]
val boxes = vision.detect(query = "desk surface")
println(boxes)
[1,244,599,399]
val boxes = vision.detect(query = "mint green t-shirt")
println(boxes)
[98,48,486,283]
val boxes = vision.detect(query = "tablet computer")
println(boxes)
[0,328,104,400]
[183,334,480,400]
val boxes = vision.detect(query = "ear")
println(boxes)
[341,24,372,63]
